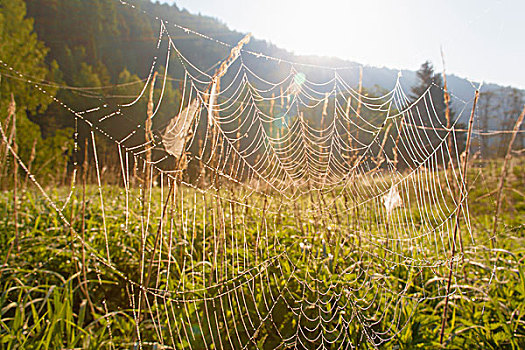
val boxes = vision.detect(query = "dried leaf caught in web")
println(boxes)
[161,34,251,161]
[162,99,201,159]
[382,184,403,216]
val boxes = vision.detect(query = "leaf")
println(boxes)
[383,184,403,216]
[162,99,201,159]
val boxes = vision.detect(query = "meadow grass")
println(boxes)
[0,159,524,349]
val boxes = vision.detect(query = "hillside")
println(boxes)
[150,0,519,122]
[24,0,521,128]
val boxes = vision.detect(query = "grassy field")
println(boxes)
[0,159,524,349]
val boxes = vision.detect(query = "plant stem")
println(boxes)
[491,105,525,246]
[80,138,96,317]
[12,100,19,253]
[440,90,479,345]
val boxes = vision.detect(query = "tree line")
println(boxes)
[0,0,521,187]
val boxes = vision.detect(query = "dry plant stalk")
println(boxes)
[441,49,452,154]
[22,139,37,192]
[317,92,330,168]
[229,103,244,223]
[143,71,157,207]
[321,92,329,126]
[138,34,252,325]
[69,149,94,318]
[491,105,525,245]
[162,34,251,162]
[80,138,96,317]
[345,95,353,162]
[138,71,157,325]
[197,139,206,186]
[139,176,175,323]
[0,95,17,187]
[211,78,226,281]
[0,97,21,280]
[440,90,479,345]
[11,95,20,253]
[269,100,274,138]
[372,123,393,171]
[392,115,405,169]
[353,67,363,163]
[0,97,16,280]
[207,36,253,275]
[441,49,457,199]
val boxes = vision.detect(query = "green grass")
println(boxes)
[0,159,524,349]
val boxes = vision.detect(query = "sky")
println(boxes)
[160,0,525,89]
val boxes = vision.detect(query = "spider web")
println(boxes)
[0,2,497,348]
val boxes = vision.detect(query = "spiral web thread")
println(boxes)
[0,3,500,348]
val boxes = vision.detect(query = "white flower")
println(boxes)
[299,242,311,250]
